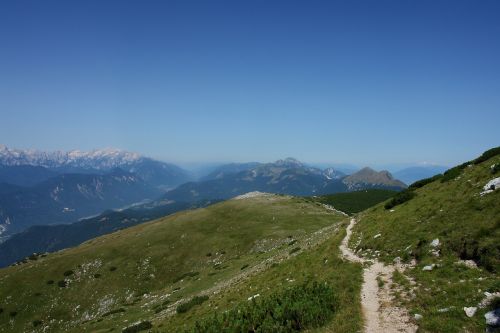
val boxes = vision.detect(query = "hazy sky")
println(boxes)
[1,1,499,166]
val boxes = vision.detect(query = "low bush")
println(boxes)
[46,280,54,285]
[57,280,67,288]
[176,295,209,314]
[289,247,301,254]
[441,163,468,183]
[63,270,74,277]
[94,273,101,278]
[122,320,153,333]
[173,271,200,283]
[109,266,117,272]
[240,264,249,270]
[384,190,415,209]
[9,311,17,317]
[32,320,43,327]
[102,308,126,317]
[184,281,337,332]
[472,147,500,165]
[0,307,3,314]
[409,174,443,190]
[492,164,500,174]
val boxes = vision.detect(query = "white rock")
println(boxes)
[373,233,381,239]
[422,264,435,271]
[464,307,477,317]
[485,309,500,326]
[480,177,500,196]
[430,239,440,247]
[247,294,260,301]
[414,313,423,320]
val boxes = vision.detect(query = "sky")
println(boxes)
[0,0,499,167]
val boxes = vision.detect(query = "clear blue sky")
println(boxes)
[1,1,499,166]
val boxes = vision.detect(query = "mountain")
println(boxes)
[0,148,497,333]
[343,167,407,191]
[0,169,161,237]
[0,145,192,189]
[0,199,215,268]
[163,158,346,202]
[200,162,262,180]
[0,165,58,187]
[392,165,448,185]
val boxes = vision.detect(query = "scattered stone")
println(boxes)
[247,294,260,301]
[414,313,423,320]
[373,233,381,239]
[464,307,477,318]
[438,307,452,313]
[455,260,478,269]
[480,177,500,196]
[430,239,440,247]
[422,264,436,271]
[478,292,500,308]
[485,309,500,327]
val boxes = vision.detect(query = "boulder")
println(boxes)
[485,308,500,326]
[464,306,477,317]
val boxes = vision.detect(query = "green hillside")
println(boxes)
[350,149,500,332]
[309,189,397,215]
[0,193,362,333]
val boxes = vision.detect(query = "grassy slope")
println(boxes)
[310,189,397,215]
[0,194,361,333]
[351,154,500,332]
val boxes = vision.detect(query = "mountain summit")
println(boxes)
[343,167,406,190]
[0,145,192,189]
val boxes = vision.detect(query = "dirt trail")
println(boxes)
[340,218,417,333]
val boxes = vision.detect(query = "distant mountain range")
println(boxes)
[163,158,406,202]
[0,169,161,238]
[0,145,193,189]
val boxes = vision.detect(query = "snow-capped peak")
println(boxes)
[0,145,144,169]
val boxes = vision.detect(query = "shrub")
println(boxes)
[492,164,500,175]
[384,190,415,209]
[102,308,126,317]
[32,320,43,327]
[176,295,209,314]
[472,147,500,165]
[0,308,3,314]
[109,266,117,272]
[173,271,200,283]
[184,281,337,332]
[63,270,74,277]
[57,280,67,288]
[409,174,443,190]
[122,320,153,333]
[9,311,17,317]
[46,280,54,285]
[94,273,102,278]
[289,247,301,254]
[441,163,468,183]
[240,264,249,270]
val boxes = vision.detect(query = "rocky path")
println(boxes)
[340,218,417,333]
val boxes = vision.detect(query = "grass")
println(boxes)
[159,225,363,333]
[351,151,500,332]
[309,189,397,215]
[0,194,351,332]
[182,281,337,332]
